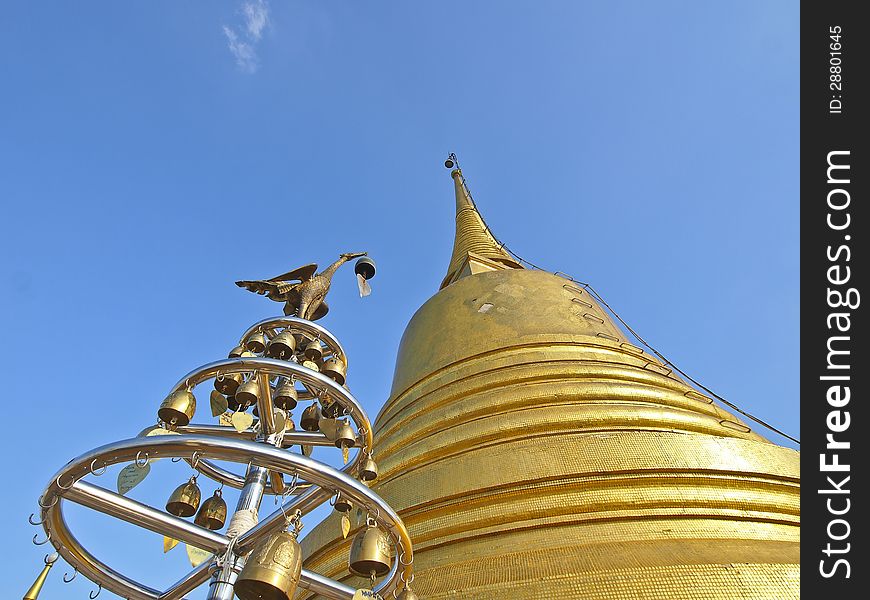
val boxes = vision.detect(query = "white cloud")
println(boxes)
[243,0,269,41]
[223,1,270,73]
[223,26,258,73]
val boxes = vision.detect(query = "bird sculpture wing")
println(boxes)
[235,263,317,300]
[267,263,318,283]
[235,279,285,297]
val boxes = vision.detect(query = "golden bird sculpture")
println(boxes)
[236,252,367,320]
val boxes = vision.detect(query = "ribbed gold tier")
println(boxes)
[301,269,799,599]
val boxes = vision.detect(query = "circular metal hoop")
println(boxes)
[166,357,372,492]
[239,316,347,362]
[39,434,413,600]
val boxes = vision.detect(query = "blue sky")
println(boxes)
[1,2,798,597]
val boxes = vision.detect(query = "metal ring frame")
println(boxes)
[167,357,372,492]
[240,316,347,362]
[33,316,411,600]
[39,435,412,600]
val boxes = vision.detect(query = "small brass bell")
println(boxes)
[235,529,302,600]
[397,586,420,600]
[166,476,201,517]
[214,372,242,395]
[300,403,322,432]
[320,357,347,385]
[266,331,297,359]
[273,379,298,410]
[359,454,379,482]
[228,345,246,358]
[348,522,391,578]
[303,340,323,362]
[194,489,227,530]
[245,331,268,354]
[235,378,260,408]
[158,390,196,427]
[334,420,356,449]
[321,398,343,419]
[333,492,352,513]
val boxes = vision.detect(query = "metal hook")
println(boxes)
[38,494,57,509]
[89,458,108,476]
[89,584,102,599]
[33,531,51,545]
[278,495,290,522]
[63,568,78,583]
[399,553,414,567]
[191,451,202,470]
[29,513,45,526]
[56,474,75,491]
[171,456,183,463]
[135,451,149,468]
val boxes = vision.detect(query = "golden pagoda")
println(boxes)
[301,166,800,599]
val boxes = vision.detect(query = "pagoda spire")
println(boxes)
[440,166,522,289]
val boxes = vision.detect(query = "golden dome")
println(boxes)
[300,169,799,599]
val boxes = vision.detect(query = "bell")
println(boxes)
[321,397,343,418]
[228,345,246,358]
[300,403,322,432]
[245,332,268,354]
[166,476,201,517]
[158,390,196,427]
[444,156,455,169]
[214,372,242,395]
[235,530,302,600]
[273,379,298,410]
[333,492,353,513]
[266,331,297,359]
[354,257,377,280]
[194,489,227,530]
[320,357,347,385]
[235,378,260,408]
[334,420,356,449]
[348,523,391,578]
[303,340,323,362]
[359,454,379,482]
[397,587,420,600]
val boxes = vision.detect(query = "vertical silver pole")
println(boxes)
[205,465,269,600]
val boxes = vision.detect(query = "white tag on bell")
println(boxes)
[357,273,372,297]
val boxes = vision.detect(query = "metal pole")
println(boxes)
[205,465,268,600]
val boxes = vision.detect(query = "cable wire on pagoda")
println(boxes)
[446,153,800,446]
